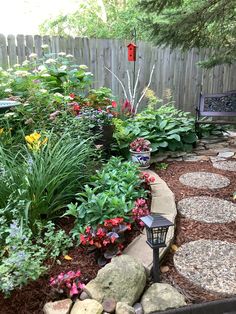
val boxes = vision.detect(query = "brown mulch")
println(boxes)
[154,160,236,304]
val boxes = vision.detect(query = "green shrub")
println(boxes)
[67,157,147,239]
[113,104,197,154]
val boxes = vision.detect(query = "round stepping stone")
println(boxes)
[213,160,236,172]
[174,240,236,295]
[179,172,230,189]
[177,196,236,223]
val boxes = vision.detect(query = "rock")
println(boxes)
[133,303,144,314]
[43,299,72,314]
[116,302,135,314]
[169,151,187,158]
[218,151,235,158]
[141,283,186,313]
[84,255,146,306]
[166,157,183,162]
[183,155,205,162]
[71,299,103,314]
[79,291,91,300]
[160,265,170,273]
[210,156,226,163]
[102,297,117,313]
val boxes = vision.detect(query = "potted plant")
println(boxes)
[130,138,152,169]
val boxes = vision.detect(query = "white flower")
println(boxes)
[41,73,50,77]
[29,53,37,58]
[38,65,47,71]
[66,54,74,58]
[41,44,49,49]
[0,67,2,71]
[58,52,66,56]
[13,64,21,68]
[54,92,64,98]
[15,70,30,77]
[45,58,56,64]
[58,65,67,71]
[7,68,13,72]
[79,65,88,70]
[22,60,30,66]
[4,88,12,93]
[4,112,15,117]
[39,89,48,94]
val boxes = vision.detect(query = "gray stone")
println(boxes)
[141,283,186,313]
[133,303,144,314]
[213,160,236,172]
[71,299,103,314]
[169,151,187,158]
[218,151,235,158]
[183,155,206,162]
[116,302,135,314]
[84,255,146,306]
[79,291,91,300]
[166,157,183,162]
[43,299,72,314]
[179,172,230,189]
[102,297,117,313]
[210,156,226,163]
[174,240,236,295]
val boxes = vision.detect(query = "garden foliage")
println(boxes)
[113,104,197,154]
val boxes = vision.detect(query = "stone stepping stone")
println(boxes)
[213,160,236,172]
[174,239,236,295]
[177,196,236,223]
[179,172,230,189]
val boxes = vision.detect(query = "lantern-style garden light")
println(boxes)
[141,214,173,283]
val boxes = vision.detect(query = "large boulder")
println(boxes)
[84,255,146,305]
[141,283,186,313]
[71,299,103,314]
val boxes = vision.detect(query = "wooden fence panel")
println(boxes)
[0,34,8,69]
[7,35,17,67]
[0,33,235,113]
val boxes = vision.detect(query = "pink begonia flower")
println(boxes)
[70,283,79,296]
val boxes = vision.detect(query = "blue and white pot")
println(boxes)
[130,149,152,169]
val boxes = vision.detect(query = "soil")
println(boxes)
[154,160,236,304]
[0,160,235,313]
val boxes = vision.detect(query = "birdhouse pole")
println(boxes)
[127,28,137,97]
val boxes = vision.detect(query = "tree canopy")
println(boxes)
[39,0,149,41]
[139,0,236,67]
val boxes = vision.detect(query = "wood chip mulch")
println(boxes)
[154,160,236,304]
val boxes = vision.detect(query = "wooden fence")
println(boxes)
[0,34,235,113]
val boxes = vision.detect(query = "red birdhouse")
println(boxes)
[127,42,136,62]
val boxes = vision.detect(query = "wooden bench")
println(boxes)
[195,91,236,137]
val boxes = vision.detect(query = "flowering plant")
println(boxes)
[25,131,48,151]
[80,217,132,265]
[50,270,84,297]
[132,198,150,227]
[130,137,151,152]
[75,105,116,126]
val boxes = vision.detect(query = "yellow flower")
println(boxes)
[41,137,48,145]
[64,255,73,261]
[0,128,4,135]
[25,135,34,144]
[31,132,41,141]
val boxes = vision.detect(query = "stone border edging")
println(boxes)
[124,170,177,270]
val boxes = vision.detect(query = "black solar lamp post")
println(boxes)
[140,214,173,283]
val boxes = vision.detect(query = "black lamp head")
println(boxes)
[141,214,173,248]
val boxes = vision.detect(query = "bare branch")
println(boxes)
[105,66,128,100]
[135,64,155,114]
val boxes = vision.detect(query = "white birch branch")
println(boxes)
[105,66,128,100]
[132,67,141,109]
[134,64,155,114]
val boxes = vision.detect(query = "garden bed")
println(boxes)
[155,160,236,304]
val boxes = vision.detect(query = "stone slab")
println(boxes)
[124,170,176,270]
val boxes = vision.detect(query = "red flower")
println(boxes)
[80,234,87,245]
[96,228,106,238]
[112,101,117,108]
[85,226,91,233]
[73,104,80,112]
[69,93,75,99]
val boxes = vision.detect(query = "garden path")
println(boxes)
[174,159,236,295]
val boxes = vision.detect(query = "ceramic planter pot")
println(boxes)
[130,149,152,169]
